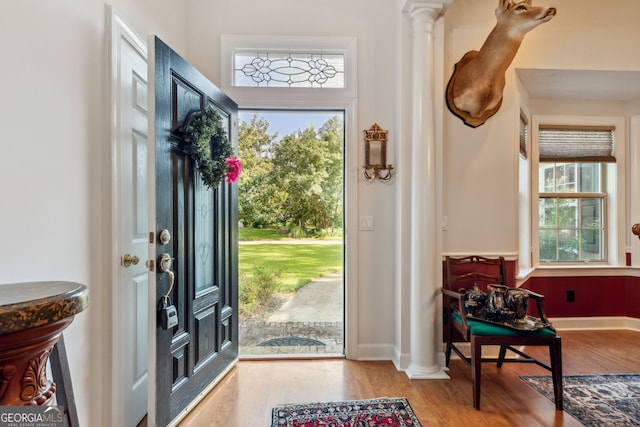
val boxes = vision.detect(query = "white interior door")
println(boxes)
[110,10,149,427]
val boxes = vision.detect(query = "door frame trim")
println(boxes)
[108,7,152,427]
[229,98,358,358]
[219,35,358,358]
[146,33,158,427]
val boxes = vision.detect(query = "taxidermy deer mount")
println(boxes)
[446,0,556,128]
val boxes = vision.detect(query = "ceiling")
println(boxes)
[516,69,640,101]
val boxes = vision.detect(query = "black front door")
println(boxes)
[153,36,238,425]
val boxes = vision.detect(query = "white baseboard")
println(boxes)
[551,316,640,331]
[356,317,639,372]
[391,349,412,371]
[356,343,396,361]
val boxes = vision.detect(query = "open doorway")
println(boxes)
[237,109,345,356]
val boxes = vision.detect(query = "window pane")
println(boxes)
[578,163,601,192]
[580,198,604,261]
[581,229,603,261]
[557,164,576,192]
[540,162,602,193]
[558,229,579,261]
[539,229,558,261]
[539,198,557,228]
[580,198,601,227]
[539,196,604,263]
[195,171,215,292]
[558,198,577,227]
[541,166,554,192]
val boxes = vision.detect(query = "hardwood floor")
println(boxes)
[178,330,640,426]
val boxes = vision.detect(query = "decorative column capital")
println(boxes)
[402,0,453,20]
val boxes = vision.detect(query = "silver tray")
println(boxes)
[466,314,551,331]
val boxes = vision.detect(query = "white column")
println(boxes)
[403,0,450,379]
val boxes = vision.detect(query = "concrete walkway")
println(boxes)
[268,272,343,322]
[239,271,344,354]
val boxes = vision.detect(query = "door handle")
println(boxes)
[159,253,175,298]
[122,254,139,267]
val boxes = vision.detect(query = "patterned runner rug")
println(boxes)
[521,373,640,427]
[271,397,422,427]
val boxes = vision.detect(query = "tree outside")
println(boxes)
[238,113,343,236]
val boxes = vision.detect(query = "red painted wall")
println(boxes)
[519,275,640,319]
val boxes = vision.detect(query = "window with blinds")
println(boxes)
[519,111,528,159]
[537,125,615,263]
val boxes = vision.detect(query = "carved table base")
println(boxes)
[0,317,72,405]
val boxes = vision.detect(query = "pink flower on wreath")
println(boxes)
[224,156,242,183]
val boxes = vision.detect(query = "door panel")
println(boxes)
[153,36,239,425]
[114,22,149,426]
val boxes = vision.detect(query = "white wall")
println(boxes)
[0,2,186,425]
[186,0,401,354]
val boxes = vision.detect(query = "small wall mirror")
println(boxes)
[363,123,393,180]
[367,140,383,166]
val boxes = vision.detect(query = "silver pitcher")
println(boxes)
[505,288,529,322]
[486,284,514,322]
[487,284,508,312]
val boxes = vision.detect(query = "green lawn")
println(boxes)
[239,227,343,241]
[239,243,342,292]
[239,228,288,241]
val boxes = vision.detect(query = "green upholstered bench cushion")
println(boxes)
[452,313,556,337]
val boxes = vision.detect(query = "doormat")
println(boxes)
[258,336,325,347]
[271,397,422,427]
[521,373,640,427]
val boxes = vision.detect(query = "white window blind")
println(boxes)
[538,126,615,162]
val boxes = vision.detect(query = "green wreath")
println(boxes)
[180,107,233,189]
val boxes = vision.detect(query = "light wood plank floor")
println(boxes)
[178,330,640,426]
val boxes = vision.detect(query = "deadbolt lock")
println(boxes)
[159,229,172,245]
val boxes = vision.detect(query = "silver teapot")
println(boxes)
[462,284,487,316]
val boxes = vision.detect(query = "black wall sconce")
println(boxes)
[362,123,393,181]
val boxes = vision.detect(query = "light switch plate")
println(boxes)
[359,216,374,231]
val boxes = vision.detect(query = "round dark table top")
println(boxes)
[0,281,89,335]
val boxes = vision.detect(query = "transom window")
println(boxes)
[220,35,356,99]
[233,51,345,88]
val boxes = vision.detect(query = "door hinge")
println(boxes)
[146,259,155,272]
[149,232,155,244]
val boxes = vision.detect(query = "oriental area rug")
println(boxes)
[271,397,422,427]
[521,373,640,427]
